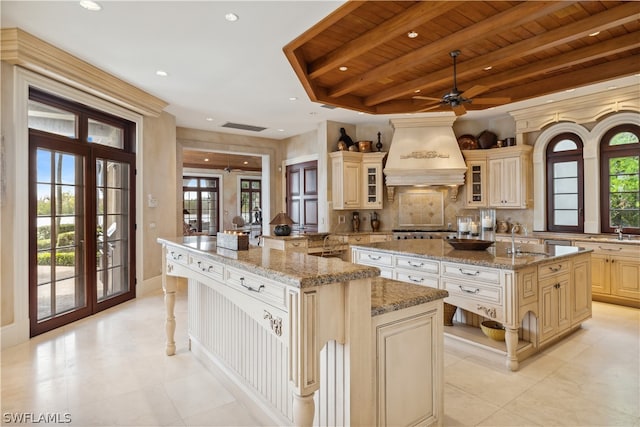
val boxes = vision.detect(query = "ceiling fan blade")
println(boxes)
[413,95,442,102]
[452,104,467,116]
[471,97,512,105]
[460,85,489,99]
[416,104,444,113]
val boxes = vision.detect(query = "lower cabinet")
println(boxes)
[538,273,571,344]
[577,241,640,308]
[372,302,442,427]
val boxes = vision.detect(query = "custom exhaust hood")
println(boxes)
[384,115,467,201]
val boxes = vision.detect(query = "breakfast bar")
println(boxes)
[158,236,448,426]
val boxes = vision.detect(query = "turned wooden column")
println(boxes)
[162,245,177,356]
[505,327,519,371]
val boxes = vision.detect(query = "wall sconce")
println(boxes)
[269,212,294,236]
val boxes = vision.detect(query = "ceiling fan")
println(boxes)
[413,50,511,116]
[224,155,241,173]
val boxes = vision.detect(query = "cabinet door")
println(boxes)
[500,156,522,207]
[590,253,611,295]
[362,161,383,209]
[571,256,592,324]
[539,273,571,343]
[488,158,504,207]
[465,160,486,207]
[342,160,362,208]
[611,255,640,300]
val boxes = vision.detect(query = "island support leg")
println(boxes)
[162,248,177,356]
[292,393,315,427]
[505,327,519,371]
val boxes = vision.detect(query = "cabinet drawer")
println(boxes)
[394,255,439,275]
[190,254,224,280]
[354,250,393,267]
[224,266,288,310]
[537,260,570,279]
[347,235,370,244]
[166,247,188,264]
[443,278,503,305]
[394,269,439,288]
[441,262,501,284]
[284,240,308,251]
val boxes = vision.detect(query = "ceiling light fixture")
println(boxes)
[565,88,575,93]
[407,31,418,39]
[205,117,214,121]
[483,66,493,71]
[156,70,168,77]
[607,85,618,90]
[204,158,210,162]
[225,12,239,22]
[289,97,298,101]
[243,161,248,165]
[277,129,285,132]
[414,89,421,93]
[79,0,101,11]
[339,66,348,71]
[589,31,600,37]
[546,99,555,103]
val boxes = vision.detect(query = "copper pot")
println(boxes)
[358,140,372,152]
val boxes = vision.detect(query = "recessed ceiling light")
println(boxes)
[608,85,618,90]
[565,88,575,93]
[589,31,600,37]
[277,129,285,132]
[414,89,421,93]
[289,97,298,101]
[407,31,418,39]
[79,0,101,11]
[205,117,214,121]
[225,12,239,22]
[339,66,348,72]
[483,66,493,71]
[358,112,365,115]
[243,161,248,165]
[156,70,168,77]
[204,158,210,162]
[546,99,555,103]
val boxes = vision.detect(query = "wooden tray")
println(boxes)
[446,239,494,250]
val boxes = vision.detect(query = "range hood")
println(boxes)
[384,116,467,201]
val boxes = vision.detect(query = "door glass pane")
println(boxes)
[555,210,578,226]
[96,159,130,301]
[553,161,577,178]
[28,100,77,138]
[87,118,123,149]
[35,148,86,322]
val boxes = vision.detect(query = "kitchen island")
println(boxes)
[351,239,593,371]
[158,236,447,426]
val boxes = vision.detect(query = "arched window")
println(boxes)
[600,124,640,235]
[546,133,584,232]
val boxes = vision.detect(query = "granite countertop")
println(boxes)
[158,236,380,288]
[370,276,448,317]
[531,231,640,246]
[351,239,592,270]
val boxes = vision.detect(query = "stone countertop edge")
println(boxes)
[158,236,380,288]
[350,240,593,271]
[529,231,640,245]
[370,277,448,317]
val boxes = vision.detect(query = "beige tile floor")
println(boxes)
[2,286,638,427]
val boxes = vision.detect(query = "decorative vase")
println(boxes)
[376,131,383,152]
[370,212,380,232]
[274,224,291,236]
[352,212,360,232]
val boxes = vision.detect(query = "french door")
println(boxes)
[28,89,136,337]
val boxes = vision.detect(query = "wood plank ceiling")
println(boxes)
[183,151,262,172]
[283,1,640,116]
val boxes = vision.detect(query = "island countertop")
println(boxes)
[351,239,592,270]
[158,235,380,288]
[370,276,448,316]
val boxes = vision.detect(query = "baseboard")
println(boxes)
[1,318,29,349]
[137,274,162,296]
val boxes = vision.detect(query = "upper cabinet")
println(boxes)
[330,151,386,210]
[462,145,533,209]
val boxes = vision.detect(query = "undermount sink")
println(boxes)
[513,251,551,257]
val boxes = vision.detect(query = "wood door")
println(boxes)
[286,161,318,233]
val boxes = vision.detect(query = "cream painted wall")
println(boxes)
[141,112,177,283]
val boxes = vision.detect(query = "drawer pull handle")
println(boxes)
[367,254,381,260]
[197,261,210,272]
[459,268,480,276]
[240,277,264,293]
[408,275,424,283]
[548,265,562,272]
[292,242,300,247]
[264,310,283,337]
[459,285,480,294]
[170,252,182,260]
[207,266,215,273]
[408,261,424,267]
[477,305,496,319]
[598,246,622,252]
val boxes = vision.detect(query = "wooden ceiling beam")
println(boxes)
[365,2,640,107]
[460,32,640,93]
[328,1,571,98]
[307,1,459,79]
[487,56,640,102]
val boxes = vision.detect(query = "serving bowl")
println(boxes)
[480,320,505,341]
[446,239,494,251]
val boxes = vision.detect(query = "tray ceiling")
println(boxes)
[283,1,640,115]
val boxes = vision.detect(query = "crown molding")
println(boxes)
[1,28,167,117]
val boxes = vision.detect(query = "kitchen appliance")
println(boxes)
[392,229,457,240]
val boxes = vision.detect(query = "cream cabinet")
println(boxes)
[537,261,571,344]
[577,241,640,308]
[462,145,532,209]
[330,151,386,210]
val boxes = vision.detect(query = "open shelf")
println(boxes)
[444,321,533,356]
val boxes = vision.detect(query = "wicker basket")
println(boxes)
[443,303,457,326]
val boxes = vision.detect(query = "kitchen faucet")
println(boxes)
[508,224,528,255]
[614,225,623,240]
